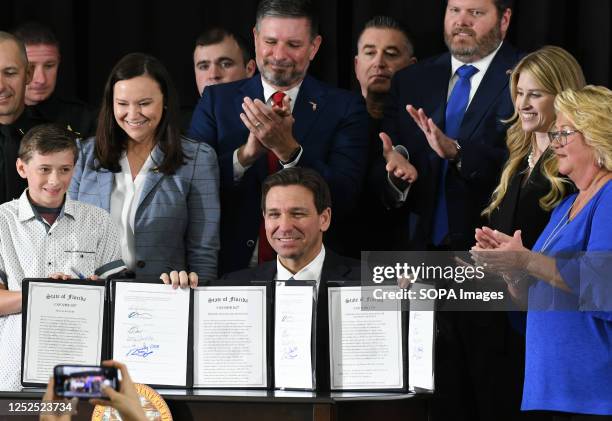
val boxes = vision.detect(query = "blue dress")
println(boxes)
[522,180,612,414]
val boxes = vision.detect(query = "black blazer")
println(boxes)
[489,152,573,249]
[222,249,360,391]
[377,42,522,250]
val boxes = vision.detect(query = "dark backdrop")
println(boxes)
[1,0,610,110]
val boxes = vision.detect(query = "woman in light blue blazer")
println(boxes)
[69,53,220,284]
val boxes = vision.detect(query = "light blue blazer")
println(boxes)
[69,137,220,280]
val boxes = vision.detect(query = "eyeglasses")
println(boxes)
[547,129,580,147]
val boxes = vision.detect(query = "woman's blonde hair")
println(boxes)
[483,46,586,217]
[554,85,612,172]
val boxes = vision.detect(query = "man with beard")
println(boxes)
[189,0,369,275]
[373,1,526,420]
[0,31,46,204]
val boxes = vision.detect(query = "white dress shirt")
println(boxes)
[448,41,503,107]
[110,153,154,269]
[275,245,326,291]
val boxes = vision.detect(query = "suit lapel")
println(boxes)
[320,251,352,282]
[459,43,515,142]
[427,53,453,131]
[292,75,325,143]
[237,74,265,114]
[94,159,113,212]
[136,145,165,210]
[253,260,277,280]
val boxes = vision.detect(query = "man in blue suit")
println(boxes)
[188,0,369,275]
[375,1,525,420]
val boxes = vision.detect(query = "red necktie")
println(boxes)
[258,91,287,263]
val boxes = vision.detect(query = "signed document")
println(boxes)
[193,285,267,388]
[407,283,435,391]
[328,286,404,390]
[23,281,106,385]
[112,282,190,386]
[274,284,315,390]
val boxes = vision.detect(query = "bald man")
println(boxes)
[0,31,46,204]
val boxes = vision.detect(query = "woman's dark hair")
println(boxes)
[95,52,185,174]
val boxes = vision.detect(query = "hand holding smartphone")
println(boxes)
[53,365,119,399]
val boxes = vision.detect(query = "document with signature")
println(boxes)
[407,282,435,392]
[193,285,268,388]
[21,280,107,386]
[328,286,405,391]
[274,284,316,390]
[112,281,191,387]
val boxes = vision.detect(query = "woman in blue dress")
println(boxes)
[473,85,612,419]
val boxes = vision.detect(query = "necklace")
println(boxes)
[540,205,571,253]
[527,149,536,169]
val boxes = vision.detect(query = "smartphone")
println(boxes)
[54,365,119,399]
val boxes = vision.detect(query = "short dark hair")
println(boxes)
[255,0,318,39]
[445,0,513,20]
[13,21,59,48]
[195,27,253,65]
[359,16,415,57]
[261,167,331,214]
[493,0,514,16]
[95,53,185,174]
[0,31,28,66]
[18,123,78,164]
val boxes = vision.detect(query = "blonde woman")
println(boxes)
[477,46,585,250]
[472,85,612,418]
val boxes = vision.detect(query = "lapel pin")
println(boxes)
[309,101,317,111]
[506,69,513,75]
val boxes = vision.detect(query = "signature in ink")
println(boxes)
[128,326,143,335]
[128,312,152,319]
[126,343,159,358]
[283,345,298,359]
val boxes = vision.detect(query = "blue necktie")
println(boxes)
[431,64,479,246]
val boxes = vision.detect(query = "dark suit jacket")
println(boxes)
[188,74,369,274]
[489,152,570,249]
[378,42,522,250]
[222,249,360,391]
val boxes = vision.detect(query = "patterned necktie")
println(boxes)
[431,64,479,246]
[258,91,287,263]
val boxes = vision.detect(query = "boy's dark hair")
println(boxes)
[261,167,331,214]
[195,27,253,65]
[255,0,318,40]
[13,21,59,48]
[18,124,78,164]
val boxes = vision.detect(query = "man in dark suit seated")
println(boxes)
[223,167,359,283]
[13,22,96,138]
[188,0,369,275]
[224,167,359,392]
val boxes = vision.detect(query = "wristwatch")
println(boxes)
[450,140,462,171]
[279,145,303,166]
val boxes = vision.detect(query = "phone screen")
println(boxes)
[54,365,119,399]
